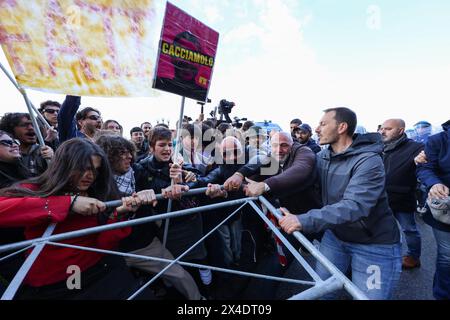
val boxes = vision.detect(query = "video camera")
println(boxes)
[217,99,235,123]
[232,116,248,129]
[218,99,235,115]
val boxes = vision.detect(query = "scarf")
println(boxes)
[114,167,136,196]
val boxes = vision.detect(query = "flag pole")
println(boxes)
[0,62,52,130]
[162,95,186,247]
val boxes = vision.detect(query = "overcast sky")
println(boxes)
[1,0,449,135]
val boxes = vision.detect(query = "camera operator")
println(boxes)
[218,99,235,124]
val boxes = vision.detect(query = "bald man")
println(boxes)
[222,131,321,299]
[186,136,248,274]
[379,118,424,269]
[224,131,321,216]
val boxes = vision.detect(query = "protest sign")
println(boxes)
[152,2,219,102]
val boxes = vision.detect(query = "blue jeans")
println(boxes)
[316,230,402,300]
[394,211,422,259]
[432,228,450,300]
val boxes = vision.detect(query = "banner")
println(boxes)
[152,2,219,102]
[0,0,164,96]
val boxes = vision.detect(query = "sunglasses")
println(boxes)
[44,109,59,114]
[86,115,102,121]
[0,139,20,147]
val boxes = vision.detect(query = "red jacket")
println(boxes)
[0,185,130,287]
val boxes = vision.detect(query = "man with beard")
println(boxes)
[279,107,402,300]
[293,124,322,153]
[130,127,149,162]
[223,131,321,299]
[379,118,424,269]
[0,113,53,176]
[58,96,102,143]
[224,131,321,216]
[141,122,152,142]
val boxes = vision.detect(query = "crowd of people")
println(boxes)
[0,95,448,301]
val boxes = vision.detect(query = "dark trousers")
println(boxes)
[17,255,156,300]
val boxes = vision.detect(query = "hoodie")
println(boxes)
[297,133,400,244]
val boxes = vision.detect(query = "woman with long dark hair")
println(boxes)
[0,138,154,299]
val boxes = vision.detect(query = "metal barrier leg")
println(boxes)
[46,241,316,287]
[247,200,323,283]
[127,201,248,300]
[1,224,56,300]
[0,246,33,263]
[288,276,343,300]
[258,196,369,300]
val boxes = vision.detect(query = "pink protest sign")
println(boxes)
[152,2,219,102]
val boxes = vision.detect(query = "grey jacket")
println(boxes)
[297,133,400,244]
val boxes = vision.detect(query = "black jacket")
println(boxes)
[134,156,199,218]
[135,141,150,163]
[0,160,30,189]
[188,160,248,224]
[133,156,206,260]
[20,144,48,176]
[383,134,424,213]
[305,139,322,154]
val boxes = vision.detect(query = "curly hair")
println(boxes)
[0,113,30,136]
[95,134,136,171]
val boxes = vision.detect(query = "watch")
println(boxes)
[264,183,271,193]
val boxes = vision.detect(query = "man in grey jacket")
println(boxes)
[280,107,401,300]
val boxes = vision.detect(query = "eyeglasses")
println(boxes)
[0,139,20,147]
[44,109,59,114]
[86,115,102,121]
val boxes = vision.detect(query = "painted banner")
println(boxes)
[152,2,219,102]
[0,0,165,96]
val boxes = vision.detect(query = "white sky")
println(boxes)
[1,0,449,136]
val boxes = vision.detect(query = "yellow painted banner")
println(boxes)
[0,0,164,96]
